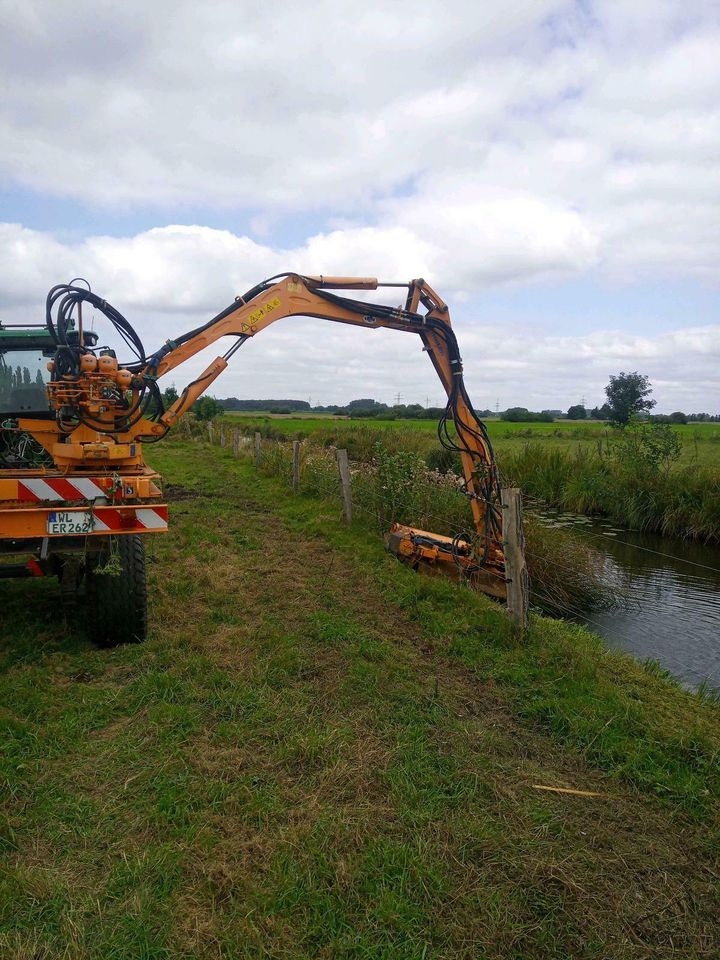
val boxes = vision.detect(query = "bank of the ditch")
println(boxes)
[1,437,719,959]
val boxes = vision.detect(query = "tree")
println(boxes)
[604,372,655,426]
[404,403,425,419]
[590,403,612,420]
[669,411,687,424]
[0,358,10,404]
[501,407,529,422]
[192,395,224,421]
[500,407,554,423]
[162,383,179,407]
[567,404,587,420]
[347,398,384,411]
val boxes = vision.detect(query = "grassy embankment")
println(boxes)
[1,436,719,958]
[227,415,720,541]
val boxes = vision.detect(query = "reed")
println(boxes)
[503,445,720,542]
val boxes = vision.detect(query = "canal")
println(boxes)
[540,511,720,692]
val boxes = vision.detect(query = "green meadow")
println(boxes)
[225,413,720,466]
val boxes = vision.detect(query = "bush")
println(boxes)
[192,396,224,421]
[237,422,290,441]
[425,447,459,474]
[612,421,682,476]
[374,443,426,526]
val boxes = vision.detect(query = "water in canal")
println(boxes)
[537,511,720,692]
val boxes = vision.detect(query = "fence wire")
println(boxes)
[521,491,720,574]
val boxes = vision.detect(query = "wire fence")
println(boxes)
[188,418,704,582]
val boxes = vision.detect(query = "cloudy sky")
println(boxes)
[1,0,718,412]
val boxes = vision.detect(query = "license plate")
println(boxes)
[47,511,96,535]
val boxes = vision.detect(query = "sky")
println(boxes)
[0,0,718,412]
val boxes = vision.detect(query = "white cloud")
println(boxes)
[0,0,565,208]
[0,209,596,313]
[0,1,719,278]
[0,221,716,411]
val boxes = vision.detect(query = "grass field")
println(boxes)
[2,437,719,958]
[224,414,720,466]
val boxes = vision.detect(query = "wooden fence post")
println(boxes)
[207,420,213,444]
[233,430,241,458]
[219,423,225,448]
[292,440,301,493]
[254,432,262,469]
[501,487,529,635]
[336,448,352,525]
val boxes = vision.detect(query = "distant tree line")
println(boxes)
[221,398,311,413]
[500,407,557,423]
[166,371,718,426]
[217,396,473,420]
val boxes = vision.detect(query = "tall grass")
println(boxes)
[503,444,720,542]
[237,420,432,461]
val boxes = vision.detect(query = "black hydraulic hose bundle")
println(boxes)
[45,283,145,371]
[45,282,163,434]
[425,318,503,568]
[44,278,260,436]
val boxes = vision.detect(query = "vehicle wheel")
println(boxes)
[86,535,148,645]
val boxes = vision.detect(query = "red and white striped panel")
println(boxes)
[91,506,169,532]
[18,477,108,502]
[135,507,169,530]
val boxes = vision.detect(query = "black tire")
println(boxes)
[86,535,148,645]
